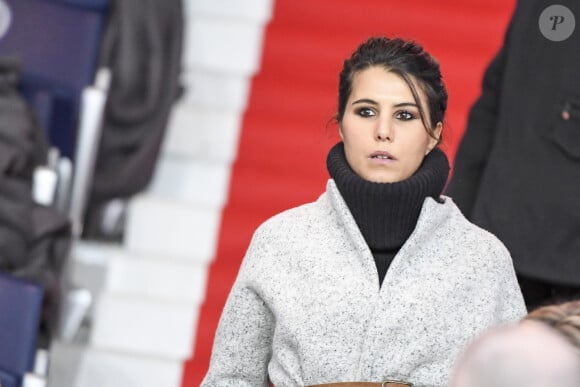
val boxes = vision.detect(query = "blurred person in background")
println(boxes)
[446,1,580,310]
[202,36,525,387]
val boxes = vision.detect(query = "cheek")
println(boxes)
[342,132,366,157]
[402,137,432,168]
[339,120,357,144]
[413,132,434,154]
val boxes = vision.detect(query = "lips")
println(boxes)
[370,150,396,160]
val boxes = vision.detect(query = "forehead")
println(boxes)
[349,66,424,103]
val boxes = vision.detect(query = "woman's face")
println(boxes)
[339,66,442,183]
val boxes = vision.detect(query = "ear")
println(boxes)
[338,124,344,140]
[425,122,443,154]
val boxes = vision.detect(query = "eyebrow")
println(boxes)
[351,98,378,106]
[351,99,418,108]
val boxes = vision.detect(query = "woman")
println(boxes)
[202,36,526,387]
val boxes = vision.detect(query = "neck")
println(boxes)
[326,142,450,249]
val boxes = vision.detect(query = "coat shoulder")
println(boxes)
[253,192,332,239]
[439,196,513,260]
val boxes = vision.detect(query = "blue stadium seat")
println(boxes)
[0,1,110,382]
[0,0,109,158]
[0,272,44,387]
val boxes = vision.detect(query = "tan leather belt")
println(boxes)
[308,382,413,387]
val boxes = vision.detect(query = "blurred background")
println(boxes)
[0,0,516,386]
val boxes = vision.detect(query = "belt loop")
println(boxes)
[382,381,414,387]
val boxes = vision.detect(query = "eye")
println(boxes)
[356,107,376,118]
[395,110,416,121]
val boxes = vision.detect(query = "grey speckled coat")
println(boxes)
[202,180,526,387]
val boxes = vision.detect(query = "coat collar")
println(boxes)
[325,179,455,289]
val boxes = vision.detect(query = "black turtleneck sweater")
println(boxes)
[327,142,450,286]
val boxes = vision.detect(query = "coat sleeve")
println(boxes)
[201,231,275,387]
[492,242,527,321]
[446,19,513,218]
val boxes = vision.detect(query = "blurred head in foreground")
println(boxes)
[450,321,580,387]
[524,299,580,351]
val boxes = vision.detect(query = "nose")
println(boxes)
[375,118,393,142]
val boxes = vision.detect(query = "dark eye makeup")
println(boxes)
[395,110,416,121]
[356,107,376,117]
[351,104,418,121]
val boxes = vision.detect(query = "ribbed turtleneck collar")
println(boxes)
[326,142,450,250]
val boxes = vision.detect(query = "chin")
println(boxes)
[366,174,399,184]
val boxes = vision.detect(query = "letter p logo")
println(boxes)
[539,5,575,41]
[550,15,565,30]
